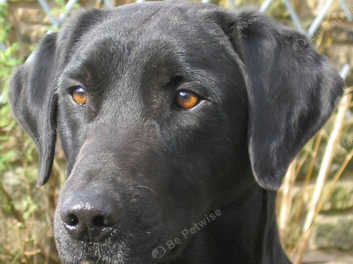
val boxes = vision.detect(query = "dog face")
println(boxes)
[9,1,343,263]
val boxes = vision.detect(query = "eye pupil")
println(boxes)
[72,86,87,105]
[176,90,199,109]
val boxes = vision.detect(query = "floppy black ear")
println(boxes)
[232,11,344,190]
[9,33,58,187]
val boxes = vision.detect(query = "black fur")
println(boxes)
[9,2,343,264]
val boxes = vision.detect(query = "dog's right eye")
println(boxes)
[71,86,87,105]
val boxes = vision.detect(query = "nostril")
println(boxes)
[60,195,117,242]
[92,214,108,227]
[67,213,79,226]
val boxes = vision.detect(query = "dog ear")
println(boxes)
[228,11,344,190]
[9,33,58,187]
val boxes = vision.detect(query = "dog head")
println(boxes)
[9,1,343,263]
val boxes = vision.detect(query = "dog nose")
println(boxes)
[60,195,117,242]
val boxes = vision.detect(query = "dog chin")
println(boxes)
[56,240,130,264]
[56,238,183,264]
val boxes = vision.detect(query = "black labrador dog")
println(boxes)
[9,1,343,263]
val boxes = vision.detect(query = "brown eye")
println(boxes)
[72,86,87,105]
[176,90,200,110]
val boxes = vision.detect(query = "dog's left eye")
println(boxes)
[176,90,200,110]
[71,86,87,105]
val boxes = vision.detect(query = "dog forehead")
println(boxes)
[104,1,216,28]
[60,3,236,82]
[70,2,224,46]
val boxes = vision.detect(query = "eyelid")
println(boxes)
[176,83,208,101]
[59,77,85,93]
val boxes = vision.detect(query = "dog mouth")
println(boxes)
[58,239,130,264]
[55,226,174,264]
[58,237,186,264]
[56,230,189,264]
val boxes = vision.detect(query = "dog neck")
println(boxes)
[173,186,291,264]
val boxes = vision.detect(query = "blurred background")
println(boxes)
[0,0,352,263]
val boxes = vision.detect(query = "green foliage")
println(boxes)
[0,4,22,72]
[0,3,22,171]
[0,148,15,173]
[0,4,54,263]
[0,3,9,43]
[22,197,39,220]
